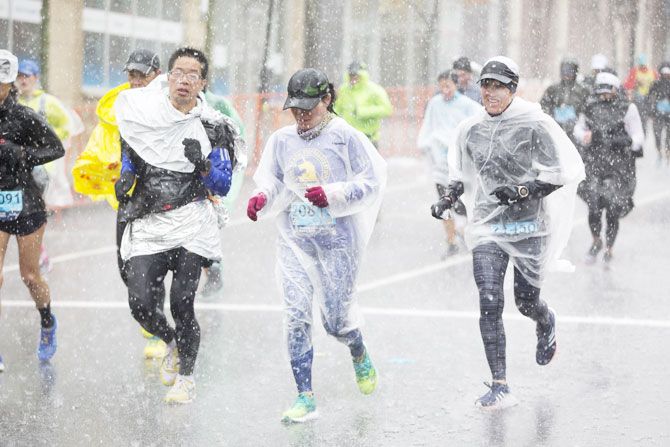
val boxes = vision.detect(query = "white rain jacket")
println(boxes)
[417,92,482,186]
[253,116,386,357]
[449,97,585,287]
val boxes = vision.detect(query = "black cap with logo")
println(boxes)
[478,56,520,88]
[283,68,330,110]
[124,49,160,75]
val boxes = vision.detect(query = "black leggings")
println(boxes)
[127,247,205,375]
[653,117,669,152]
[587,200,620,248]
[117,216,165,309]
[473,241,551,381]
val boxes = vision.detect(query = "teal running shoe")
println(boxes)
[281,392,318,423]
[353,350,378,395]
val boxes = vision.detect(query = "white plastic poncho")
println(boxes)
[448,97,585,287]
[253,116,386,358]
[115,82,222,261]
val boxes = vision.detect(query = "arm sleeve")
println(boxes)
[251,132,284,206]
[120,138,136,174]
[322,134,385,217]
[202,147,232,196]
[540,87,554,115]
[19,114,65,167]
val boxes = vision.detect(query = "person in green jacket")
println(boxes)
[334,62,393,148]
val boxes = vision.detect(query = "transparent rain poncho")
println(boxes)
[449,97,585,287]
[252,116,386,358]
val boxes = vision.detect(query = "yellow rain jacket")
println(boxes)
[72,83,130,209]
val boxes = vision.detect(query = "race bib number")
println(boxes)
[490,220,540,236]
[0,190,23,221]
[553,104,577,124]
[656,99,670,114]
[290,201,334,229]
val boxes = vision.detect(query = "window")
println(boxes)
[81,0,184,92]
[12,21,41,61]
[83,32,105,86]
[0,0,43,61]
[84,0,106,8]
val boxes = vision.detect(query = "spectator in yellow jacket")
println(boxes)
[334,62,392,147]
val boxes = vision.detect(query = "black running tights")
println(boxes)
[472,241,550,381]
[127,247,204,375]
[587,203,619,248]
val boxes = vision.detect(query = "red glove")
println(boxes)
[305,186,328,208]
[247,193,267,221]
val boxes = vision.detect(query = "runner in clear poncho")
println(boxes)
[247,68,386,424]
[431,57,584,410]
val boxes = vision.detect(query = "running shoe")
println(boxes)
[536,308,557,365]
[474,382,519,409]
[0,354,5,372]
[37,315,57,361]
[160,346,180,386]
[281,392,318,423]
[585,238,603,264]
[353,349,378,395]
[144,336,167,359]
[39,244,52,275]
[200,262,223,296]
[164,375,196,404]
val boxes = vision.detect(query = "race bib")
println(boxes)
[553,104,577,124]
[656,99,670,114]
[0,190,23,221]
[490,219,540,236]
[290,201,334,230]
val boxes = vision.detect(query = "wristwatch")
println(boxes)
[517,185,529,199]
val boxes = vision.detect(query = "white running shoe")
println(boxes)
[164,375,196,404]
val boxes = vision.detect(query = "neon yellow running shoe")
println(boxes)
[143,336,167,359]
[281,392,318,423]
[140,327,154,339]
[164,375,196,404]
[353,350,378,395]
[160,346,180,386]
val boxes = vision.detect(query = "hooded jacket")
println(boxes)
[333,70,392,143]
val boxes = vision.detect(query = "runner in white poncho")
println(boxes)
[115,48,233,405]
[431,57,585,410]
[247,68,386,424]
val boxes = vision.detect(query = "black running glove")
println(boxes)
[114,170,135,204]
[430,181,464,219]
[183,138,210,173]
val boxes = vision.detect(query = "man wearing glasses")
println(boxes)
[114,47,235,404]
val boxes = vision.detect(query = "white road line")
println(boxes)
[2,299,669,329]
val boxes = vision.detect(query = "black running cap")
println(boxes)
[283,68,330,110]
[124,49,160,75]
[478,56,520,86]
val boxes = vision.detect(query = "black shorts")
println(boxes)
[0,212,47,236]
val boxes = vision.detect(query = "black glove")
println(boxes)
[114,170,135,204]
[431,196,453,219]
[491,185,525,205]
[183,138,210,173]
